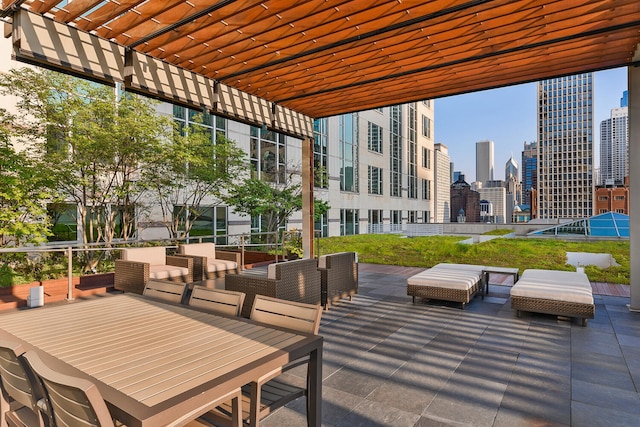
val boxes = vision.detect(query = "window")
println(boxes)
[340,209,359,235]
[422,147,431,169]
[407,104,417,199]
[368,166,383,195]
[174,206,228,244]
[368,122,383,153]
[314,214,328,238]
[47,203,78,242]
[422,115,431,138]
[340,114,359,192]
[423,210,431,223]
[390,106,402,197]
[422,179,432,200]
[598,196,609,201]
[313,118,329,189]
[368,209,383,233]
[614,195,625,200]
[250,126,286,183]
[408,211,417,223]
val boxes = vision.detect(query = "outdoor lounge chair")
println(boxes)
[114,246,192,295]
[0,342,46,427]
[203,295,322,427]
[177,243,241,282]
[510,269,595,326]
[317,252,358,309]
[188,286,245,316]
[225,258,322,318]
[407,263,487,309]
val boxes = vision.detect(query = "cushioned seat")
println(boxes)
[115,246,192,294]
[510,269,595,326]
[407,263,486,309]
[177,243,240,281]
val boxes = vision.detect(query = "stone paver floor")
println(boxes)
[262,263,640,427]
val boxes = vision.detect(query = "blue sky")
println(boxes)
[434,67,628,181]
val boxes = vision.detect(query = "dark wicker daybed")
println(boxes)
[510,269,595,326]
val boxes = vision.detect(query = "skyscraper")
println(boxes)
[521,141,538,214]
[537,74,594,219]
[475,140,494,184]
[434,144,451,223]
[599,104,628,185]
[505,155,518,181]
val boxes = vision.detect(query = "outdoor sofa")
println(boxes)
[225,258,321,318]
[114,246,192,295]
[510,269,595,326]
[177,242,240,281]
[407,263,486,309]
[317,251,358,309]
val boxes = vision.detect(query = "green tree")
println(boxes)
[0,111,56,246]
[142,117,248,240]
[0,68,173,275]
[222,167,330,244]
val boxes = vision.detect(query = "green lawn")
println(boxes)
[317,234,630,285]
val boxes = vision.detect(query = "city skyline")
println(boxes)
[435,67,628,182]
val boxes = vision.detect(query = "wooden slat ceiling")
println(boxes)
[3,0,640,119]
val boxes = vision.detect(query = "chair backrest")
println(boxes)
[179,243,215,259]
[22,351,115,427]
[142,280,187,303]
[267,258,318,280]
[120,246,166,265]
[188,286,245,316]
[250,295,322,334]
[0,341,40,410]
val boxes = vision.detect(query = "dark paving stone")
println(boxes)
[571,351,636,391]
[334,398,420,427]
[322,366,386,397]
[572,379,640,415]
[571,400,640,427]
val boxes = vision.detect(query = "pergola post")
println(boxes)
[629,65,640,311]
[302,137,314,258]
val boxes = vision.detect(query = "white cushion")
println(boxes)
[206,259,237,272]
[510,269,593,304]
[318,255,328,269]
[267,263,278,279]
[149,265,189,280]
[121,247,166,266]
[407,268,482,290]
[181,243,215,259]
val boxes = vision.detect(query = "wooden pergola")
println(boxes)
[2,0,640,308]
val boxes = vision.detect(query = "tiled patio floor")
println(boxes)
[263,263,640,427]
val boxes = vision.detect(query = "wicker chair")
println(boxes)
[225,258,321,318]
[114,246,192,295]
[317,252,358,309]
[177,243,240,282]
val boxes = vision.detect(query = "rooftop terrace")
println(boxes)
[261,264,640,427]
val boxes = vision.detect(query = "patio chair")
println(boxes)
[23,350,242,427]
[317,251,358,309]
[143,280,188,304]
[188,286,245,316]
[203,295,322,427]
[115,246,193,295]
[21,350,117,427]
[225,258,322,318]
[0,342,47,427]
[177,243,241,282]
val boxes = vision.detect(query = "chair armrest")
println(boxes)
[167,255,193,271]
[173,254,205,281]
[114,259,149,294]
[216,250,241,266]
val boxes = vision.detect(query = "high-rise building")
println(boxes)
[434,144,451,223]
[505,155,518,181]
[620,90,628,108]
[475,140,494,184]
[521,141,537,213]
[537,74,594,219]
[599,105,628,185]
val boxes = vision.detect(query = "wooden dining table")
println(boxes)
[0,293,323,427]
